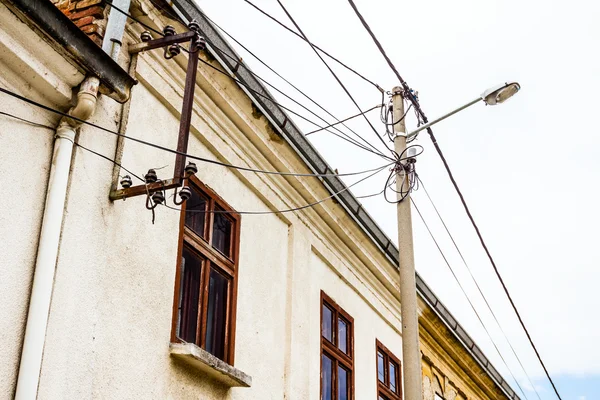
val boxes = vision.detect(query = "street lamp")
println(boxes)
[391,81,520,400]
[406,82,520,139]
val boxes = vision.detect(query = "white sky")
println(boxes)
[196,0,600,397]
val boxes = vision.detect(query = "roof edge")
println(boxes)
[5,0,136,103]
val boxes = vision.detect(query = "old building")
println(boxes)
[0,0,520,399]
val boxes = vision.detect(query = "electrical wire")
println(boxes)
[411,198,530,400]
[344,1,563,396]
[0,105,391,218]
[304,105,381,136]
[0,87,392,178]
[190,10,386,156]
[196,55,390,159]
[104,0,391,160]
[417,177,542,400]
[241,0,381,91]
[274,0,394,158]
[0,111,55,130]
[0,109,146,182]
[163,162,389,215]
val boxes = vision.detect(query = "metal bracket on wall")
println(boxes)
[110,21,205,202]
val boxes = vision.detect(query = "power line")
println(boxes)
[0,103,389,216]
[304,105,381,135]
[0,87,391,178]
[204,41,387,157]
[104,0,391,160]
[163,163,389,215]
[195,55,394,161]
[417,177,542,400]
[0,110,146,182]
[344,2,563,396]
[411,198,529,400]
[192,10,386,154]
[275,0,394,157]
[241,0,381,91]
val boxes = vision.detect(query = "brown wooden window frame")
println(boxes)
[376,339,402,400]
[170,175,241,366]
[320,291,354,400]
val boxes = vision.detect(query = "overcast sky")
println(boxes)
[197,1,600,398]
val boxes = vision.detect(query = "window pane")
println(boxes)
[212,207,232,257]
[377,351,385,382]
[322,305,333,342]
[177,246,202,344]
[338,318,348,354]
[205,267,229,360]
[389,361,397,392]
[185,187,207,237]
[337,365,349,400]
[321,354,333,400]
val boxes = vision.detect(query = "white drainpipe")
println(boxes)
[14,2,131,397]
[14,76,99,400]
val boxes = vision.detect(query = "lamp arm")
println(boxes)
[404,97,482,139]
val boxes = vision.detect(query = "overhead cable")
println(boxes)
[0,87,390,178]
[418,177,542,400]
[163,163,389,215]
[275,0,394,156]
[0,105,389,216]
[193,10,384,152]
[241,0,381,90]
[411,198,529,400]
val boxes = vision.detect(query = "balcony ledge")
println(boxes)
[169,343,252,388]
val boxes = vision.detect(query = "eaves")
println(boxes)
[4,0,136,103]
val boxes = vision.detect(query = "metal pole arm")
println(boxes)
[405,97,482,139]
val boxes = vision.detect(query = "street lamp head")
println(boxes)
[481,82,520,106]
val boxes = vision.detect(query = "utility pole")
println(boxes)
[392,86,422,399]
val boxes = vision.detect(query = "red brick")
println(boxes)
[80,24,100,34]
[69,5,104,20]
[75,0,102,10]
[74,16,94,27]
[87,33,103,47]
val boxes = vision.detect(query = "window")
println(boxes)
[376,340,402,400]
[321,292,353,400]
[171,177,240,365]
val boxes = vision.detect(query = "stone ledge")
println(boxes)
[169,343,252,388]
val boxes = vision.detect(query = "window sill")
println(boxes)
[169,343,252,388]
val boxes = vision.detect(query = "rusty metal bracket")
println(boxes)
[128,31,196,54]
[110,25,205,201]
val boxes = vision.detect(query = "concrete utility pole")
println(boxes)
[392,86,422,400]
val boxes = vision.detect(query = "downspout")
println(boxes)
[15,3,130,399]
[14,76,99,400]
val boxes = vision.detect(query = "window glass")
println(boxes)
[205,267,229,360]
[185,187,207,237]
[338,318,348,354]
[322,354,333,400]
[337,365,349,400]
[377,351,385,382]
[212,207,232,257]
[322,304,334,342]
[178,246,202,344]
[389,361,397,393]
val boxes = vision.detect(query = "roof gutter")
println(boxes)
[5,0,136,103]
